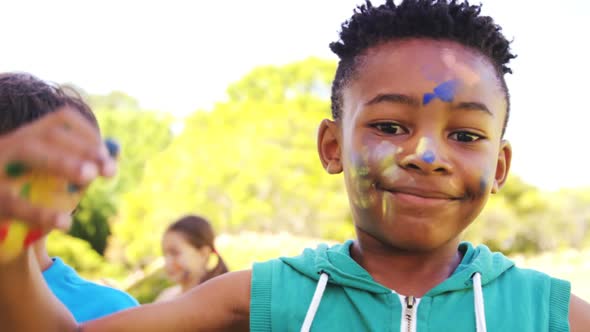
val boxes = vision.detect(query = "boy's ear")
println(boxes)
[492,140,512,193]
[317,119,343,174]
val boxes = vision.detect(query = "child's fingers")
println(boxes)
[0,108,118,182]
[0,109,118,239]
[0,190,72,232]
[46,108,117,177]
[44,125,112,171]
[46,108,103,145]
[6,140,100,185]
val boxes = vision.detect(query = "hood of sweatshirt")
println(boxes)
[280,240,515,296]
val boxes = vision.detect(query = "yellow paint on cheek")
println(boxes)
[380,146,405,181]
[374,141,397,159]
[382,165,401,181]
[352,142,407,210]
[357,166,370,177]
[353,178,377,209]
[378,155,395,168]
[381,192,396,223]
[348,156,375,209]
[373,141,399,170]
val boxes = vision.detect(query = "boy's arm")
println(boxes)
[570,294,590,332]
[82,270,251,332]
[0,248,251,332]
[0,249,77,331]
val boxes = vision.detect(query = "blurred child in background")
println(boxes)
[156,215,228,302]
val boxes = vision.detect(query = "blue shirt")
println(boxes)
[43,257,139,323]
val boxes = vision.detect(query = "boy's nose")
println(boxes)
[398,137,452,175]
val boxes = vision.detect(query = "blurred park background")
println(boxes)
[2,0,589,303]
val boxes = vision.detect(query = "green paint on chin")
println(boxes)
[20,183,32,198]
[4,161,29,178]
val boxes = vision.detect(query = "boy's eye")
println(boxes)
[449,131,482,142]
[370,123,406,135]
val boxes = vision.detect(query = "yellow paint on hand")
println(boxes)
[0,222,28,262]
[0,173,80,263]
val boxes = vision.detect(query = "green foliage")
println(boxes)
[465,176,590,254]
[227,57,334,103]
[126,268,173,304]
[111,58,354,268]
[67,92,174,256]
[69,183,115,255]
[94,103,174,195]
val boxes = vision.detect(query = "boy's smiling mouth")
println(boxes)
[375,183,463,206]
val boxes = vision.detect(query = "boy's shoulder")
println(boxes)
[461,242,569,287]
[253,240,352,275]
[498,261,571,302]
[467,243,565,278]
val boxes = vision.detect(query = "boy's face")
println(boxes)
[318,39,511,251]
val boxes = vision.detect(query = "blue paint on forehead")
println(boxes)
[423,79,460,105]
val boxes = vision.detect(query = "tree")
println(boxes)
[110,58,354,268]
[68,92,173,255]
[227,57,334,103]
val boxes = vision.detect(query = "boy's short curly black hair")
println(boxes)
[0,72,98,135]
[330,0,516,136]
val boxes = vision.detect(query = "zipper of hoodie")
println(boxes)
[397,294,420,332]
[405,296,416,332]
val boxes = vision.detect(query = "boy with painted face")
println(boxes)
[1,1,589,331]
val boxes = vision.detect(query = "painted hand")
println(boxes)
[0,108,118,262]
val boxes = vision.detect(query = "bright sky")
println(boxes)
[1,0,588,190]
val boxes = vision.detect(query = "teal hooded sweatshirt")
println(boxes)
[250,241,570,331]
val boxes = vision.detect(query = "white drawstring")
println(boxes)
[300,271,487,332]
[472,272,487,332]
[300,272,329,332]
